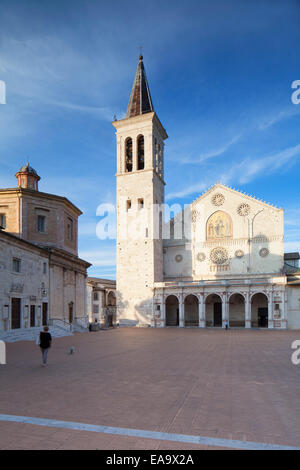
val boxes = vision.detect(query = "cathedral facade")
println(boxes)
[113,56,300,330]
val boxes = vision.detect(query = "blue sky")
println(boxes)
[1,0,300,278]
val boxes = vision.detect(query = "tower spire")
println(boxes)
[126,55,154,118]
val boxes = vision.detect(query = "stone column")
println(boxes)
[160,294,166,328]
[245,292,251,328]
[222,295,227,328]
[132,137,137,172]
[268,291,274,329]
[199,294,205,328]
[179,294,184,328]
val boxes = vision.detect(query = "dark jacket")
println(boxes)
[39,332,52,349]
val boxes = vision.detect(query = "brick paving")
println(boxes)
[0,328,300,450]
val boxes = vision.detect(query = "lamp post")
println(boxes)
[247,209,264,273]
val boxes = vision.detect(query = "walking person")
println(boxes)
[225,320,229,330]
[39,326,52,367]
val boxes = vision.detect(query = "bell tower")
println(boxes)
[112,55,168,326]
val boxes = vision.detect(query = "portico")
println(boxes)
[153,275,287,329]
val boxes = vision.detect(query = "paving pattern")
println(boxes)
[0,328,300,450]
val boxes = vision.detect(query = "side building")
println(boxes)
[86,277,116,327]
[0,163,91,339]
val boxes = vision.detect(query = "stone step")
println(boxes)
[0,326,73,343]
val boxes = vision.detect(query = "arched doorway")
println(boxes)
[205,294,222,327]
[229,293,245,327]
[184,295,199,327]
[107,291,116,327]
[251,293,268,328]
[165,295,179,326]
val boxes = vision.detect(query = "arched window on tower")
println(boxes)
[125,137,133,172]
[137,135,144,170]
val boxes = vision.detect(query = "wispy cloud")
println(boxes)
[167,143,300,200]
[181,135,241,164]
[79,248,116,267]
[258,106,300,130]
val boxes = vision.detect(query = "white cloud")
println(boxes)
[258,106,300,130]
[181,135,241,164]
[79,248,116,267]
[166,143,300,201]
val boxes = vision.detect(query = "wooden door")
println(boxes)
[42,302,48,326]
[68,303,73,324]
[11,298,21,329]
[30,305,36,327]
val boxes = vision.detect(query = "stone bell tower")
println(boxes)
[112,55,168,326]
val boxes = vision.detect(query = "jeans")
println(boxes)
[41,348,49,364]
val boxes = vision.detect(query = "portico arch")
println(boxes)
[229,293,245,327]
[165,295,179,326]
[251,293,268,328]
[184,294,199,327]
[205,293,223,327]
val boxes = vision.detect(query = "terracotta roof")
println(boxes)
[126,55,154,118]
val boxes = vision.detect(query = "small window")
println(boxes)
[43,262,47,274]
[0,214,6,229]
[93,305,99,314]
[12,258,21,273]
[37,215,46,233]
[125,138,133,172]
[137,135,144,170]
[138,198,144,209]
[93,292,98,301]
[126,200,131,211]
[21,178,25,188]
[67,217,73,241]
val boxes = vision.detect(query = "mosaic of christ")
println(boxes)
[206,211,232,240]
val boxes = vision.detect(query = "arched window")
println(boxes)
[137,135,144,170]
[125,138,133,172]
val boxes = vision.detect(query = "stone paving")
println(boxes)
[0,327,300,450]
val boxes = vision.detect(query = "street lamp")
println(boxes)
[247,208,264,273]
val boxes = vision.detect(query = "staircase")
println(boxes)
[0,325,73,343]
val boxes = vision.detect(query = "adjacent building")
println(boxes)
[86,277,116,327]
[0,163,91,337]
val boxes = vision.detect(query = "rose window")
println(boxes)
[210,247,228,265]
[211,193,225,206]
[237,203,250,216]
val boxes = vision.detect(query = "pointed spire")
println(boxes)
[126,55,154,118]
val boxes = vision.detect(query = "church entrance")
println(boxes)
[184,295,199,327]
[11,298,21,329]
[165,295,179,326]
[205,294,222,327]
[213,303,222,327]
[229,293,245,327]
[258,308,268,328]
[251,293,268,328]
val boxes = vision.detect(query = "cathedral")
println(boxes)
[112,55,300,330]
